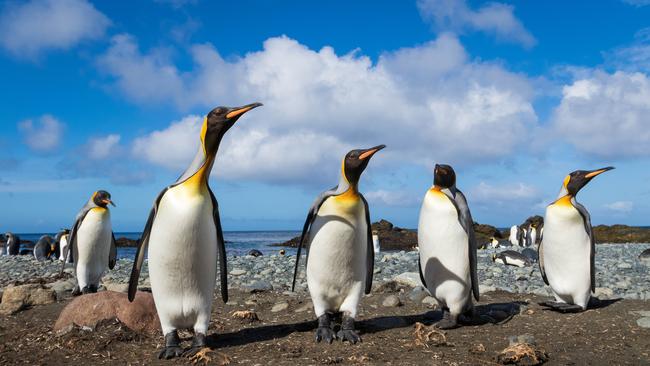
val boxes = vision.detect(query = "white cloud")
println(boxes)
[621,0,650,6]
[605,28,650,73]
[604,201,634,213]
[0,0,110,59]
[553,70,650,157]
[17,115,65,153]
[365,189,421,207]
[416,0,536,48]
[102,34,537,184]
[86,134,121,160]
[469,181,540,205]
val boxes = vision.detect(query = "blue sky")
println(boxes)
[1,0,650,232]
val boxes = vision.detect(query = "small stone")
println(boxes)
[392,272,422,288]
[421,296,438,307]
[271,301,289,312]
[294,301,312,313]
[243,280,273,293]
[479,285,496,293]
[629,310,650,317]
[230,269,247,276]
[382,294,402,307]
[617,263,632,269]
[594,287,614,299]
[408,286,428,302]
[0,284,56,315]
[636,317,650,328]
[508,334,536,346]
[105,283,129,293]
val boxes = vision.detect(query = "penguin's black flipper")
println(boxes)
[360,194,374,294]
[208,187,228,303]
[573,201,595,292]
[60,210,89,276]
[452,189,479,302]
[128,188,167,302]
[291,188,336,292]
[108,232,117,270]
[538,241,549,285]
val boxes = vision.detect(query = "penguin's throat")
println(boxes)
[555,195,574,207]
[181,155,215,194]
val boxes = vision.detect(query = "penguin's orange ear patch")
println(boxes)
[562,175,570,187]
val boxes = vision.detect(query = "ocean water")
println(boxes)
[11,231,300,259]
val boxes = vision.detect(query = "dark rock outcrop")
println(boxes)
[115,237,138,247]
[592,225,650,243]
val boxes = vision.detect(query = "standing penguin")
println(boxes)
[60,191,117,294]
[418,164,479,329]
[128,103,262,359]
[291,145,385,344]
[508,225,519,246]
[525,224,537,247]
[55,229,70,262]
[5,233,20,255]
[539,167,614,312]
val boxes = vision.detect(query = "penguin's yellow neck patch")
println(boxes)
[335,188,360,202]
[429,185,446,196]
[180,159,212,196]
[555,195,574,207]
[90,206,108,214]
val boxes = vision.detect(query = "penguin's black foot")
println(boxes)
[539,301,584,313]
[315,313,336,344]
[436,309,459,329]
[71,285,81,296]
[336,315,361,344]
[158,331,183,360]
[81,285,97,294]
[183,333,208,357]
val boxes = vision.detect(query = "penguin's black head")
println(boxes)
[433,164,456,189]
[203,103,263,154]
[564,166,614,196]
[343,145,386,185]
[93,190,115,208]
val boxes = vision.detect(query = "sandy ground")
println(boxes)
[0,288,649,365]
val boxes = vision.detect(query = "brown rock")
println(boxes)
[54,291,160,335]
[0,284,56,315]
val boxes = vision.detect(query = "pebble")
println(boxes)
[508,334,536,346]
[382,294,401,307]
[421,296,437,307]
[271,301,289,312]
[636,317,650,328]
[230,269,247,276]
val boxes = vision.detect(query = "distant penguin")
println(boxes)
[638,248,650,262]
[55,229,71,262]
[247,249,263,257]
[33,235,55,261]
[526,225,537,247]
[61,190,117,295]
[489,237,500,248]
[540,167,614,312]
[509,225,519,246]
[517,226,526,248]
[292,145,385,344]
[128,103,262,359]
[372,231,380,254]
[492,250,533,267]
[418,164,479,329]
[521,248,538,262]
[5,233,20,255]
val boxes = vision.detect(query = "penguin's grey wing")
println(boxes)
[452,190,480,302]
[538,241,548,285]
[574,201,595,292]
[207,187,229,304]
[360,194,374,295]
[128,188,168,302]
[108,232,117,270]
[291,188,337,292]
[59,208,90,275]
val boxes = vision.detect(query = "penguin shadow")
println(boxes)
[538,297,622,313]
[206,320,316,348]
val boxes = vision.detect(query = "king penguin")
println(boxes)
[291,145,385,344]
[418,164,479,329]
[56,229,71,262]
[5,232,20,256]
[128,103,262,359]
[60,190,117,294]
[539,167,614,312]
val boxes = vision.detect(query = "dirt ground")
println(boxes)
[0,288,649,365]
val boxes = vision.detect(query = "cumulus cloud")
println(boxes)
[86,134,121,160]
[604,201,634,213]
[620,0,650,6]
[469,181,541,206]
[416,0,536,48]
[553,70,650,157]
[0,0,110,59]
[365,189,421,207]
[18,115,65,153]
[101,34,538,185]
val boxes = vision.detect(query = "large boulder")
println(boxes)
[592,224,650,243]
[115,237,138,247]
[54,291,160,335]
[0,284,56,315]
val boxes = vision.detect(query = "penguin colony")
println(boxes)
[2,103,622,359]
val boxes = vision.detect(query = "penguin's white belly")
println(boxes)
[418,191,471,313]
[75,208,112,288]
[59,236,69,261]
[543,204,591,306]
[307,196,366,315]
[509,226,518,246]
[148,186,217,333]
[502,256,526,268]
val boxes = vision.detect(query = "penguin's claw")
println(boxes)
[315,327,336,344]
[71,285,81,296]
[436,310,459,329]
[336,329,361,344]
[158,346,184,360]
[539,301,584,313]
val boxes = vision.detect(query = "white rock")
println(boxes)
[271,301,289,312]
[636,317,650,328]
[230,269,247,276]
[392,272,422,288]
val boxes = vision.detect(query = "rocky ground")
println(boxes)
[0,244,649,365]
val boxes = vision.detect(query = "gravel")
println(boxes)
[1,243,649,300]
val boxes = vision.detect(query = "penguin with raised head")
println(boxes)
[291,145,384,344]
[61,191,117,294]
[418,164,479,329]
[128,103,262,359]
[539,167,614,312]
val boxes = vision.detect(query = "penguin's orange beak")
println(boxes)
[226,102,263,120]
[102,199,116,207]
[359,144,386,160]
